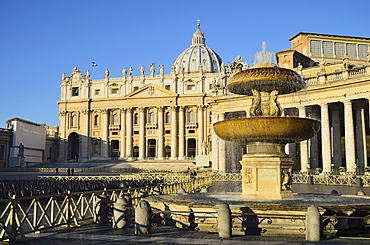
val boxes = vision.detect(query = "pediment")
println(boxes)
[125,84,178,98]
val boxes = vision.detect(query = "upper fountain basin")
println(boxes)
[213,116,321,144]
[227,63,305,96]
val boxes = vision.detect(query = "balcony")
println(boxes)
[146,123,157,129]
[186,122,198,128]
[109,124,121,130]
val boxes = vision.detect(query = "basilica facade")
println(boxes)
[57,25,370,174]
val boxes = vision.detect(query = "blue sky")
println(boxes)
[1,0,370,127]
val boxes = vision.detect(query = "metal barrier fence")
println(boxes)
[292,173,370,186]
[0,176,211,242]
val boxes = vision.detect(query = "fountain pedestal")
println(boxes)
[240,142,294,200]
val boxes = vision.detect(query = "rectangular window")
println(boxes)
[165,85,171,90]
[111,88,119,94]
[188,130,195,134]
[95,89,100,95]
[310,40,321,54]
[322,41,333,55]
[134,131,139,135]
[346,43,357,57]
[133,87,139,91]
[358,44,369,58]
[165,130,170,134]
[72,87,79,96]
[334,42,345,56]
[0,145,5,160]
[187,84,196,90]
[112,132,118,135]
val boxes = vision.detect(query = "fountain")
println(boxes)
[145,43,370,237]
[213,42,321,199]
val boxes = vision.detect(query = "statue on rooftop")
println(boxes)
[85,70,91,80]
[343,55,350,70]
[150,63,156,76]
[140,66,145,76]
[159,65,164,76]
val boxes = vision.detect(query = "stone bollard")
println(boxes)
[356,177,363,187]
[94,195,110,224]
[306,205,321,241]
[135,200,151,234]
[113,197,130,228]
[357,190,366,196]
[307,176,313,184]
[218,203,231,238]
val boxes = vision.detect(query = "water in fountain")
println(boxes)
[253,41,277,66]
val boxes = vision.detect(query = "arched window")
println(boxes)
[134,113,139,124]
[165,112,170,124]
[113,113,119,125]
[71,115,78,127]
[188,111,195,123]
[149,112,155,123]
[94,115,99,126]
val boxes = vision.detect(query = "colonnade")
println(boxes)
[299,99,369,174]
[212,98,370,174]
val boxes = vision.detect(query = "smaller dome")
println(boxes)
[172,23,223,74]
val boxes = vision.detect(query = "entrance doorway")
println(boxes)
[111,140,120,160]
[187,139,196,157]
[133,146,139,158]
[148,139,156,158]
[165,146,171,158]
[68,132,79,161]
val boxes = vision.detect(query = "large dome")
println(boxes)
[172,24,223,74]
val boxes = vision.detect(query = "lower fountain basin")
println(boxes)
[213,117,320,143]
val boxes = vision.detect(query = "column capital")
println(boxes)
[137,107,145,113]
[100,109,109,114]
[197,104,206,111]
[178,106,185,112]
[120,108,127,113]
[171,106,178,112]
[318,102,328,108]
[59,111,67,116]
[80,109,90,115]
[126,107,133,113]
[343,99,353,106]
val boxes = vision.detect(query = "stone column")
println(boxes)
[157,106,164,159]
[80,109,90,161]
[198,105,204,155]
[58,111,67,162]
[298,106,309,172]
[211,114,219,171]
[170,106,178,159]
[178,106,185,159]
[218,113,226,172]
[138,107,146,159]
[126,108,133,159]
[355,107,367,171]
[101,109,109,159]
[331,107,342,169]
[320,103,332,173]
[344,100,356,173]
[120,108,126,158]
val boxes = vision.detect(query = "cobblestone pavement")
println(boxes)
[2,223,370,245]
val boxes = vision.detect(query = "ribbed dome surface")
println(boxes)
[172,24,223,74]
